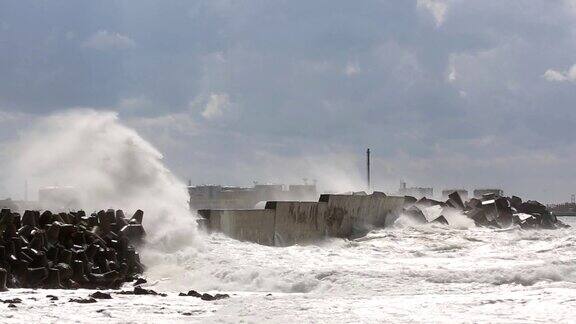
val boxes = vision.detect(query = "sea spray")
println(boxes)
[6,109,201,288]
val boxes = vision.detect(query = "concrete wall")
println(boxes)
[200,193,405,246]
[320,193,405,238]
[198,209,275,246]
[267,201,331,246]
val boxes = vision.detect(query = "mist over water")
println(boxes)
[6,109,201,287]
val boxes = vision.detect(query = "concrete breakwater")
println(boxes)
[0,208,146,291]
[198,192,405,246]
[198,191,570,246]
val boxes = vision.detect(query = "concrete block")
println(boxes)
[120,224,146,245]
[130,210,144,224]
[270,201,328,246]
[404,206,427,224]
[215,209,275,246]
[430,215,449,225]
[0,268,7,291]
[447,191,465,210]
[46,268,63,289]
[26,267,48,286]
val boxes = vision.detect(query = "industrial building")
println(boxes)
[188,183,318,210]
[473,189,504,199]
[397,181,433,199]
[442,189,468,201]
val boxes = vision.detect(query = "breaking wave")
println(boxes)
[6,109,200,289]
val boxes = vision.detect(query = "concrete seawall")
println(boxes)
[198,192,405,246]
[198,209,276,246]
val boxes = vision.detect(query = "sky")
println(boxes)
[1,0,576,202]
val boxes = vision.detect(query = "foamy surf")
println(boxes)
[2,110,576,323]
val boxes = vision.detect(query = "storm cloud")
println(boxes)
[1,0,576,202]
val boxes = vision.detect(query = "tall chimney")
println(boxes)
[366,148,371,192]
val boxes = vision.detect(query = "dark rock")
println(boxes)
[1,298,21,304]
[179,289,229,301]
[90,291,112,299]
[186,290,202,298]
[134,286,164,296]
[214,294,230,300]
[69,297,97,304]
[117,286,167,297]
[200,293,229,301]
[46,295,58,301]
[133,278,147,286]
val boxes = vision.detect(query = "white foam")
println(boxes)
[6,109,200,288]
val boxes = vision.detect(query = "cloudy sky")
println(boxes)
[2,0,576,202]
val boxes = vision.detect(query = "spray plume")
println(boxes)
[6,109,201,288]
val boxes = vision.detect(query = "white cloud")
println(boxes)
[417,0,449,27]
[82,30,136,50]
[201,93,230,120]
[343,61,361,76]
[543,64,576,82]
[543,69,568,82]
[118,96,153,110]
[447,60,457,82]
[0,109,30,124]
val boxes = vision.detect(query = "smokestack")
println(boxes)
[366,148,371,192]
